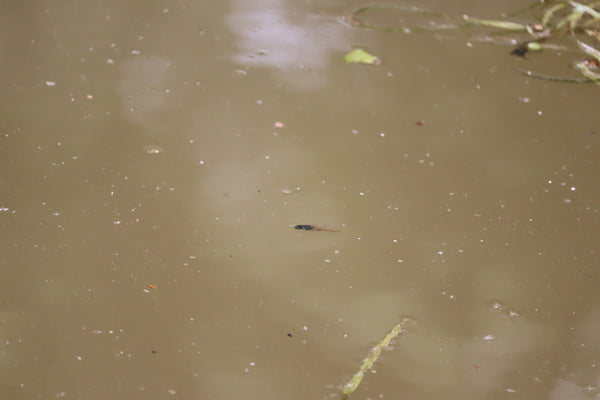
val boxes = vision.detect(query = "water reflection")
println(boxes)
[227,0,347,88]
[2,0,600,399]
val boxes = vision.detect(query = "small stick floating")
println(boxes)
[294,224,339,232]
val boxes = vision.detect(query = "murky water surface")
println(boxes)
[1,1,600,399]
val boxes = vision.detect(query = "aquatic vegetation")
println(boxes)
[344,0,600,84]
[467,0,600,84]
[341,319,415,399]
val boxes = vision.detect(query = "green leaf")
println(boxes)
[344,48,380,65]
[527,42,543,51]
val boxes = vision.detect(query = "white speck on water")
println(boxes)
[490,301,503,310]
[570,187,576,191]
[537,110,543,115]
[107,58,115,64]
[303,326,308,331]
[483,334,496,342]
[46,81,56,87]
[506,309,520,317]
[397,259,404,263]
[379,132,385,137]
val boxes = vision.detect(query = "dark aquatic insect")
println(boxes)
[511,44,528,58]
[295,224,315,230]
[294,224,339,232]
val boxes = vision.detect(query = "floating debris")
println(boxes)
[463,15,528,31]
[344,48,380,65]
[144,145,163,155]
[506,308,520,318]
[342,319,415,399]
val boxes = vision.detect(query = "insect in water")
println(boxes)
[511,44,528,57]
[294,224,339,232]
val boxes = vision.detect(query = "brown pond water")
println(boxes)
[1,1,600,399]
